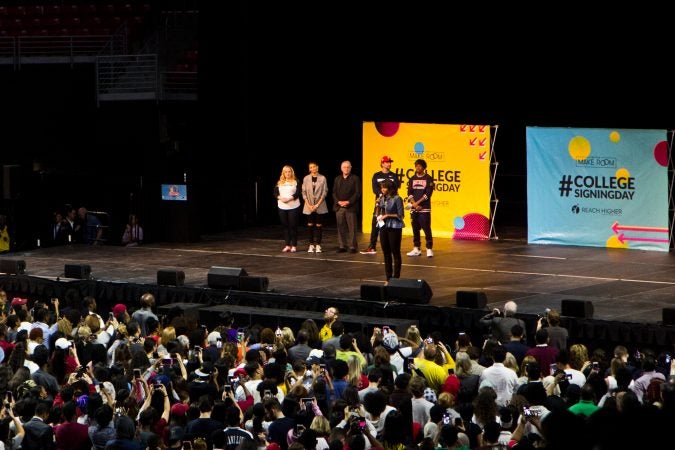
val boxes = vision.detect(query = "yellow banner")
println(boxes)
[362,122,491,239]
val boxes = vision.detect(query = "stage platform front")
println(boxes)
[2,225,675,350]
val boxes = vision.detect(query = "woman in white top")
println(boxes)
[274,165,301,252]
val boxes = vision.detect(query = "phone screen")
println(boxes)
[133,369,141,378]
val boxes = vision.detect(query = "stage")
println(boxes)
[2,224,675,351]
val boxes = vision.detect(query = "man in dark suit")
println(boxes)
[22,402,54,450]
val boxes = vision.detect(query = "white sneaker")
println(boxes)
[427,249,434,257]
[407,247,422,256]
[308,245,315,253]
[314,244,322,253]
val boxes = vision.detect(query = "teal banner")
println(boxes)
[527,127,669,252]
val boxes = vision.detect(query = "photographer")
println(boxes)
[536,308,568,350]
[479,301,526,344]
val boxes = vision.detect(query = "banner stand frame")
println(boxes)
[489,125,500,240]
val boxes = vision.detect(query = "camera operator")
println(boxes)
[536,309,568,350]
[479,301,526,344]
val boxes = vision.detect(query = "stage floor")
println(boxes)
[6,225,675,325]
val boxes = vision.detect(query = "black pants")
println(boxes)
[411,211,432,249]
[279,207,300,246]
[380,227,402,280]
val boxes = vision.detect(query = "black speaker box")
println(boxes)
[239,276,269,292]
[361,284,387,301]
[207,266,248,289]
[64,264,91,279]
[663,308,675,326]
[456,291,488,308]
[386,278,433,304]
[157,302,203,322]
[157,269,185,286]
[0,259,25,275]
[561,299,594,319]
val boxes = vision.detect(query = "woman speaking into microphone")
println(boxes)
[375,178,405,284]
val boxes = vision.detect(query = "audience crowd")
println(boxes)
[1,294,674,450]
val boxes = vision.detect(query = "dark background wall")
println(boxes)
[1,3,673,249]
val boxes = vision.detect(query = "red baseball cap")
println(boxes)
[11,297,27,306]
[112,304,127,317]
[381,155,394,164]
[170,402,189,417]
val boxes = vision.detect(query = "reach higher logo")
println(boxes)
[571,204,623,216]
[558,175,635,200]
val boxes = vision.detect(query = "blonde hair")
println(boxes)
[569,344,589,370]
[161,326,176,347]
[405,325,421,345]
[504,352,519,374]
[277,165,297,186]
[310,415,331,436]
[281,327,295,348]
[347,355,364,387]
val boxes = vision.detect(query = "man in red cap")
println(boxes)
[362,155,400,254]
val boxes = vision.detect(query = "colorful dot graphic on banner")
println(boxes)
[454,217,465,230]
[568,136,591,161]
[375,122,400,137]
[654,141,668,167]
[615,168,630,180]
[606,235,629,249]
[414,142,424,155]
[609,131,620,143]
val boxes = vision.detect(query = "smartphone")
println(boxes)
[5,391,12,403]
[549,363,557,375]
[523,406,532,417]
[458,332,466,336]
[454,417,462,427]
[358,417,366,431]
[592,361,599,370]
[76,366,85,378]
[425,336,434,344]
[133,368,141,379]
[216,337,222,349]
[194,346,201,353]
[108,312,114,321]
[442,413,450,425]
[237,331,244,342]
[153,351,159,359]
[382,326,390,335]
[296,424,305,434]
[162,357,172,365]
[301,397,314,407]
[565,373,573,380]
[224,385,232,393]
[183,441,192,450]
[666,354,672,364]
[264,389,272,399]
[407,357,415,370]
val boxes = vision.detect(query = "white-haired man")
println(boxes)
[479,301,526,343]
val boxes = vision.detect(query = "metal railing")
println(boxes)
[96,53,158,103]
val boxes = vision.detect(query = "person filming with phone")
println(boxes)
[479,301,526,344]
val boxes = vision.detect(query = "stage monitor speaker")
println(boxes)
[65,264,91,279]
[207,266,248,289]
[387,278,433,304]
[361,284,387,302]
[157,269,185,286]
[561,299,594,319]
[0,259,25,275]
[663,308,675,326]
[456,291,488,309]
[239,276,269,292]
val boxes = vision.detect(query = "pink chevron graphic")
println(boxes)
[617,233,669,244]
[612,221,668,234]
